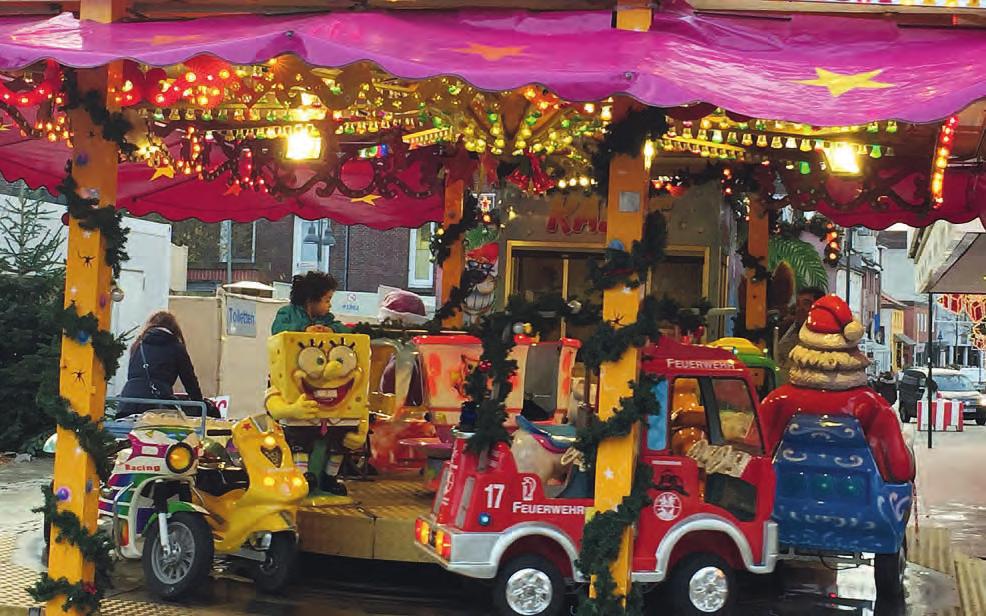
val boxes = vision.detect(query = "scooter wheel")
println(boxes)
[250,533,297,594]
[142,512,214,600]
[667,552,735,616]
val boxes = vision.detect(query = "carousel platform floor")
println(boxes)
[297,474,434,563]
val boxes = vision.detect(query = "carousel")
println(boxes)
[0,0,985,614]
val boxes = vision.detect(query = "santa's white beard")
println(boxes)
[788,344,871,390]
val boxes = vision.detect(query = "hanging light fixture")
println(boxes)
[285,125,322,161]
[822,142,861,175]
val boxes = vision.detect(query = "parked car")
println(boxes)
[898,367,986,425]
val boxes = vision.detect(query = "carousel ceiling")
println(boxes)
[0,3,983,229]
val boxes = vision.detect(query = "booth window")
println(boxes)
[510,248,602,341]
[408,224,435,289]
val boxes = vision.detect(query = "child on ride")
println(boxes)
[271,271,349,335]
[269,271,352,497]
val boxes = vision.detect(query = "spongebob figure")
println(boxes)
[266,331,371,504]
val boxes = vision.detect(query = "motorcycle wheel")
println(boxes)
[250,532,297,593]
[142,512,214,600]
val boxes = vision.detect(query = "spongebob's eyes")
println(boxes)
[328,345,357,374]
[298,347,326,376]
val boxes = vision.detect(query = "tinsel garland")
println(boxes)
[61,68,137,158]
[590,107,668,194]
[651,162,760,219]
[771,212,842,267]
[588,211,668,291]
[575,374,661,469]
[737,245,771,283]
[58,171,130,279]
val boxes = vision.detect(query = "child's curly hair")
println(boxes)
[290,271,338,307]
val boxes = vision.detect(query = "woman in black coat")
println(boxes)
[117,311,206,417]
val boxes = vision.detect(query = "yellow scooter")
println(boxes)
[194,414,308,592]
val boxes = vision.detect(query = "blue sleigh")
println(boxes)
[772,413,912,595]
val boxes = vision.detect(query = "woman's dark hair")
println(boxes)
[131,311,186,351]
[290,271,339,307]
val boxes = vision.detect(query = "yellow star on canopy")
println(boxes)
[451,43,527,62]
[796,68,894,98]
[150,165,174,181]
[350,194,381,206]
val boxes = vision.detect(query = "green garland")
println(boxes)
[590,107,668,194]
[30,135,130,612]
[61,68,137,158]
[571,379,663,616]
[737,245,771,283]
[58,172,130,279]
[588,211,668,291]
[56,304,128,379]
[576,464,654,616]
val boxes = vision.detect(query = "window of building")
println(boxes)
[408,224,435,288]
[292,218,333,274]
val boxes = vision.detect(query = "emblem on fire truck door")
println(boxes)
[653,491,683,522]
[521,476,537,502]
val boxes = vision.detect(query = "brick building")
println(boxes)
[170,216,435,295]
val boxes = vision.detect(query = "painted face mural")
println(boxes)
[267,332,371,421]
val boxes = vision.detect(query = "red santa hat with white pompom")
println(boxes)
[799,294,866,350]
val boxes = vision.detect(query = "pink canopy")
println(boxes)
[0,4,984,124]
[1,2,986,228]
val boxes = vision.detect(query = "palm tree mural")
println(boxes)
[768,236,829,294]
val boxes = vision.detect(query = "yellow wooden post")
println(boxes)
[745,195,768,335]
[439,179,465,329]
[590,99,650,601]
[48,2,126,613]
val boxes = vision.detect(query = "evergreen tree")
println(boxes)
[0,189,64,276]
[0,188,64,453]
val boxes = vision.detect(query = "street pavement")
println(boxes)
[906,422,986,559]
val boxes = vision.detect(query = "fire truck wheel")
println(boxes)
[874,548,906,598]
[667,553,735,616]
[493,555,565,616]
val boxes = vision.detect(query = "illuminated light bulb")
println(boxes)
[701,118,712,130]
[697,129,708,141]
[741,133,753,146]
[600,106,612,121]
[578,176,590,187]
[682,127,693,139]
[643,139,656,170]
[800,139,813,152]
[263,476,275,488]
[285,128,322,161]
[726,132,738,145]
[870,145,883,159]
[785,137,797,149]
[558,179,568,189]
[824,143,861,175]
[185,71,197,83]
[583,103,595,114]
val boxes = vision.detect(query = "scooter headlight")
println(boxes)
[165,442,196,474]
[261,435,283,467]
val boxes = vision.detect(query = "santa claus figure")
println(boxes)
[760,295,915,483]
